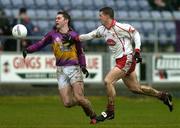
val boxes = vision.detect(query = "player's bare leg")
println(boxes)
[122,71,173,111]
[72,81,97,123]
[96,67,126,122]
[59,85,77,108]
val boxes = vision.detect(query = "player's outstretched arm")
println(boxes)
[23,32,52,55]
[79,26,103,42]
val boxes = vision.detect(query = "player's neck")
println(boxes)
[105,19,115,29]
[59,25,69,34]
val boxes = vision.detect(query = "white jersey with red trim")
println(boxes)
[79,20,141,59]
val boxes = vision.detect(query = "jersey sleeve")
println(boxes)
[26,31,52,53]
[75,36,86,68]
[123,23,141,50]
[70,31,86,68]
[133,30,141,50]
[79,26,104,41]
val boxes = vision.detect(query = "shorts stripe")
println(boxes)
[115,54,136,75]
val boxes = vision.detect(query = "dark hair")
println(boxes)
[99,7,114,19]
[57,11,71,27]
[19,7,27,14]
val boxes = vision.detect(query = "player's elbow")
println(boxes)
[134,31,141,39]
[79,35,85,41]
[104,78,115,86]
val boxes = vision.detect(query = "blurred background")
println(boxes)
[0,0,180,96]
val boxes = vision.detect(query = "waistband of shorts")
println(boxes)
[116,53,133,60]
[57,65,80,68]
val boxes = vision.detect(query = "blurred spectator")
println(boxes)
[171,0,180,10]
[0,9,11,36]
[148,0,173,11]
[13,8,39,36]
[12,8,40,50]
[0,8,17,51]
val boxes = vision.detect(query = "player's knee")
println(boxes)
[104,78,112,86]
[63,101,73,108]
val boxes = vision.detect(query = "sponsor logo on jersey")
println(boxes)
[106,39,116,46]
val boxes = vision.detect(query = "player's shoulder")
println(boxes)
[96,25,106,33]
[69,29,79,37]
[44,29,56,36]
[116,22,132,28]
[115,22,135,32]
[97,25,105,30]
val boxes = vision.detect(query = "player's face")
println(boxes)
[99,11,108,26]
[55,14,68,29]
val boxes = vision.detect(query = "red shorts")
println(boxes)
[115,54,136,75]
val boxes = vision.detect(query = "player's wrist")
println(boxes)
[80,65,86,69]
[24,49,29,54]
[75,36,80,42]
[22,49,28,59]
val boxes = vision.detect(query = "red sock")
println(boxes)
[106,104,114,112]
[159,91,167,100]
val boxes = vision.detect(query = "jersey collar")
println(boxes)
[106,19,116,29]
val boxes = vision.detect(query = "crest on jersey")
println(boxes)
[55,37,61,42]
[106,39,116,46]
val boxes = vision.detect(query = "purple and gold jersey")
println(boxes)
[26,29,86,67]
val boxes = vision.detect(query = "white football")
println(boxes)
[12,24,27,38]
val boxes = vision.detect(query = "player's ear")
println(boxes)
[64,19,69,25]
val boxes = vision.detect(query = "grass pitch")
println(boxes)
[0,96,179,128]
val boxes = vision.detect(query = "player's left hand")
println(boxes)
[22,50,27,59]
[134,49,142,63]
[81,67,89,78]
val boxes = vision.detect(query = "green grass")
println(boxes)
[0,96,179,128]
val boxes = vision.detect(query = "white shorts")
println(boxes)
[56,65,83,89]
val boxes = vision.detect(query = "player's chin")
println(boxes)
[55,24,60,29]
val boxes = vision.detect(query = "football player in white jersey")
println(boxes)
[78,7,173,123]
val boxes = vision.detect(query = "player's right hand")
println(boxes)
[22,50,27,59]
[134,49,142,63]
[81,67,89,78]
[62,34,74,46]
